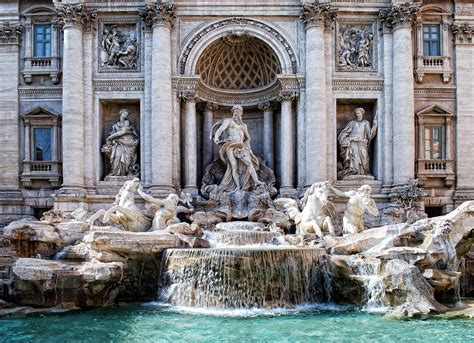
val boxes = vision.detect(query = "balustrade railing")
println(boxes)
[417,159,454,175]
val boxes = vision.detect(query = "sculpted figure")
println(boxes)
[275,181,336,237]
[138,188,194,231]
[102,109,139,177]
[329,184,379,235]
[338,30,357,67]
[338,108,377,177]
[212,105,264,192]
[87,178,151,232]
[357,31,373,67]
[117,36,138,69]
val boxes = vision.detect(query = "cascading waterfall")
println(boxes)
[348,256,387,311]
[158,247,331,308]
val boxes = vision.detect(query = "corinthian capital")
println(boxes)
[0,22,23,45]
[55,3,96,31]
[140,2,175,29]
[379,3,420,31]
[301,2,337,30]
[278,90,297,103]
[452,23,473,44]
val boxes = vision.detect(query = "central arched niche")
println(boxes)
[196,33,282,91]
[193,33,283,183]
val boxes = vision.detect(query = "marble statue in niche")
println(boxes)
[100,24,139,70]
[212,105,265,192]
[338,107,377,178]
[101,109,139,177]
[337,25,374,70]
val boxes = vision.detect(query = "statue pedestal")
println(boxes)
[104,175,135,184]
[343,175,375,182]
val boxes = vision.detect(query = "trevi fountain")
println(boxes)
[0,0,473,341]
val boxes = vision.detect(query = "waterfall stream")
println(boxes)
[348,256,387,311]
[158,247,331,309]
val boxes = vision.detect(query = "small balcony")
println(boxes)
[21,160,61,188]
[416,159,455,187]
[22,56,61,84]
[415,55,452,83]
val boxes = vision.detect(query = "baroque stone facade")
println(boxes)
[0,0,473,223]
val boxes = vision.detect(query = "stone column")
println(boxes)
[181,91,198,193]
[278,91,296,190]
[301,3,336,185]
[453,24,474,199]
[258,101,275,169]
[141,3,175,193]
[202,102,218,170]
[380,4,419,185]
[55,3,95,193]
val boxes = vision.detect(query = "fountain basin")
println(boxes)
[159,247,331,309]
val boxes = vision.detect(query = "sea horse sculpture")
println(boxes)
[87,178,152,232]
[275,181,336,237]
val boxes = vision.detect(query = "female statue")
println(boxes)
[102,109,139,176]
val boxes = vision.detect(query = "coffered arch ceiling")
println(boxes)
[196,33,282,91]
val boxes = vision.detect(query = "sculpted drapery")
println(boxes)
[338,107,377,177]
[102,109,139,176]
[212,105,264,192]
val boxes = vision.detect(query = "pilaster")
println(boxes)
[0,21,23,215]
[453,23,474,198]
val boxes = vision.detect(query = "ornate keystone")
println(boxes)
[452,23,473,44]
[301,2,337,30]
[55,3,96,31]
[0,22,23,45]
[379,3,420,30]
[140,3,175,29]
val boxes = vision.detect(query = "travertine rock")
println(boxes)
[3,219,89,259]
[10,258,123,308]
[382,259,447,317]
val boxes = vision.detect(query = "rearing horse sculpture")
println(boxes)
[275,181,336,237]
[87,178,152,232]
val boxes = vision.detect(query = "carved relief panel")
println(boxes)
[336,21,377,72]
[98,18,141,73]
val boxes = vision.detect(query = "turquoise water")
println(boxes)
[1,303,472,342]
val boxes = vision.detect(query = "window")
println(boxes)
[34,25,51,57]
[33,128,52,161]
[423,25,441,56]
[424,126,443,160]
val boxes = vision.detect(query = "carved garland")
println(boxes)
[179,18,298,74]
[0,22,23,44]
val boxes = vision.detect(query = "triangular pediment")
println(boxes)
[416,105,454,117]
[20,107,61,119]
